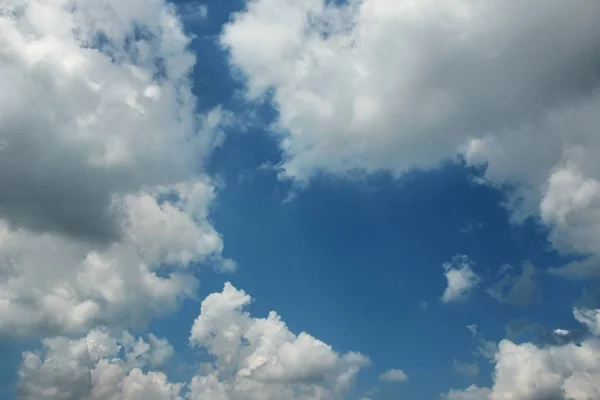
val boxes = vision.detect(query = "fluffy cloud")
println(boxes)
[188,282,370,399]
[17,328,183,400]
[378,369,408,383]
[446,309,600,400]
[18,283,369,400]
[222,0,600,179]
[0,0,231,337]
[442,256,481,304]
[574,308,600,336]
[222,0,600,275]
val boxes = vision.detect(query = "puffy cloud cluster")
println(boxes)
[0,181,232,337]
[221,0,600,275]
[188,282,370,400]
[17,283,369,400]
[0,0,231,337]
[446,309,600,400]
[441,256,481,304]
[17,328,182,400]
[2,1,371,398]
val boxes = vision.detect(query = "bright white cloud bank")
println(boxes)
[0,0,232,337]
[17,283,369,400]
[222,0,600,277]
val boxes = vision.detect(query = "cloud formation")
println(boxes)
[446,309,600,400]
[0,0,231,337]
[442,256,481,303]
[378,369,408,383]
[189,282,370,399]
[222,0,600,276]
[17,283,369,400]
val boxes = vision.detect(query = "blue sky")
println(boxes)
[2,1,600,399]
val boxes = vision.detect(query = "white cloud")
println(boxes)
[442,256,481,303]
[0,0,232,337]
[4,1,370,398]
[189,282,370,399]
[222,0,600,276]
[378,369,408,383]
[574,308,600,336]
[446,309,600,400]
[18,283,369,400]
[222,0,600,180]
[0,180,231,337]
[17,328,183,400]
[445,385,491,400]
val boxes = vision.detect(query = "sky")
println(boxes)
[1,0,600,399]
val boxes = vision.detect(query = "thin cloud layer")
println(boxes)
[0,0,231,337]
[453,360,479,379]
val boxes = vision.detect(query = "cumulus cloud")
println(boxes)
[222,0,600,276]
[442,256,481,303]
[17,328,183,400]
[574,308,600,336]
[222,0,600,179]
[378,369,408,383]
[0,0,232,337]
[188,282,370,399]
[446,309,600,400]
[18,283,369,400]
